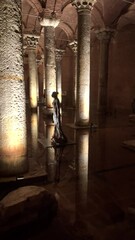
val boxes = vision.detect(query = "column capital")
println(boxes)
[23,34,39,49]
[72,0,96,12]
[40,18,60,28]
[55,49,65,62]
[69,40,78,55]
[95,28,115,42]
[39,10,60,28]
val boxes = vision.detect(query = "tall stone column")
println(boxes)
[41,54,45,93]
[24,35,39,110]
[69,40,78,108]
[96,28,114,115]
[72,0,96,126]
[40,18,59,109]
[55,49,65,104]
[0,0,28,176]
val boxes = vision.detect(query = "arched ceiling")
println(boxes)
[22,0,135,56]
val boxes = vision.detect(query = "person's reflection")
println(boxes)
[54,146,65,182]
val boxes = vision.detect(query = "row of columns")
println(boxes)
[24,34,65,109]
[0,0,114,176]
[24,2,114,122]
[24,26,114,117]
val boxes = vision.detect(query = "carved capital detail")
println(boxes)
[55,49,65,62]
[72,0,96,12]
[69,40,78,54]
[24,35,39,49]
[39,10,60,28]
[95,28,115,42]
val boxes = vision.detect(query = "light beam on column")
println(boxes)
[24,34,39,109]
[72,0,96,126]
[55,49,65,104]
[40,16,60,109]
[0,0,28,176]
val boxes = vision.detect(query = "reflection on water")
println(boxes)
[2,106,135,240]
[17,107,135,240]
[28,107,135,185]
[75,130,89,204]
[29,107,90,184]
[30,112,38,158]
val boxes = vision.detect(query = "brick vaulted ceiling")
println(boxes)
[22,0,135,58]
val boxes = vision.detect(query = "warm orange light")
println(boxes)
[31,113,38,155]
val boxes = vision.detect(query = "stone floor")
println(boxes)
[1,107,135,240]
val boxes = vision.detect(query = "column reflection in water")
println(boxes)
[88,127,107,174]
[38,107,45,138]
[75,129,89,204]
[45,124,56,182]
[29,108,48,173]
[30,112,38,158]
[74,129,90,231]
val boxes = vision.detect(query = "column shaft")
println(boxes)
[72,0,97,126]
[40,15,60,110]
[0,0,28,176]
[44,27,56,108]
[25,35,39,109]
[96,29,114,115]
[55,49,65,104]
[69,40,78,108]
[76,11,90,126]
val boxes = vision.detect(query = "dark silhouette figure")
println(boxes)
[51,92,67,146]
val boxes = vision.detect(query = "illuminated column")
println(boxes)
[24,35,39,109]
[37,58,43,105]
[72,0,96,126]
[69,40,78,108]
[40,18,59,108]
[39,54,46,106]
[42,54,45,93]
[55,49,65,104]
[0,0,28,176]
[96,28,114,115]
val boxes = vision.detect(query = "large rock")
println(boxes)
[0,185,58,233]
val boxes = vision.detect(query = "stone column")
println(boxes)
[40,18,59,109]
[55,49,65,104]
[69,40,78,108]
[39,54,46,105]
[96,28,114,115]
[72,0,96,126]
[0,0,28,176]
[41,54,45,93]
[24,35,39,110]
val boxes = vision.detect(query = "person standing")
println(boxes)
[51,92,67,145]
